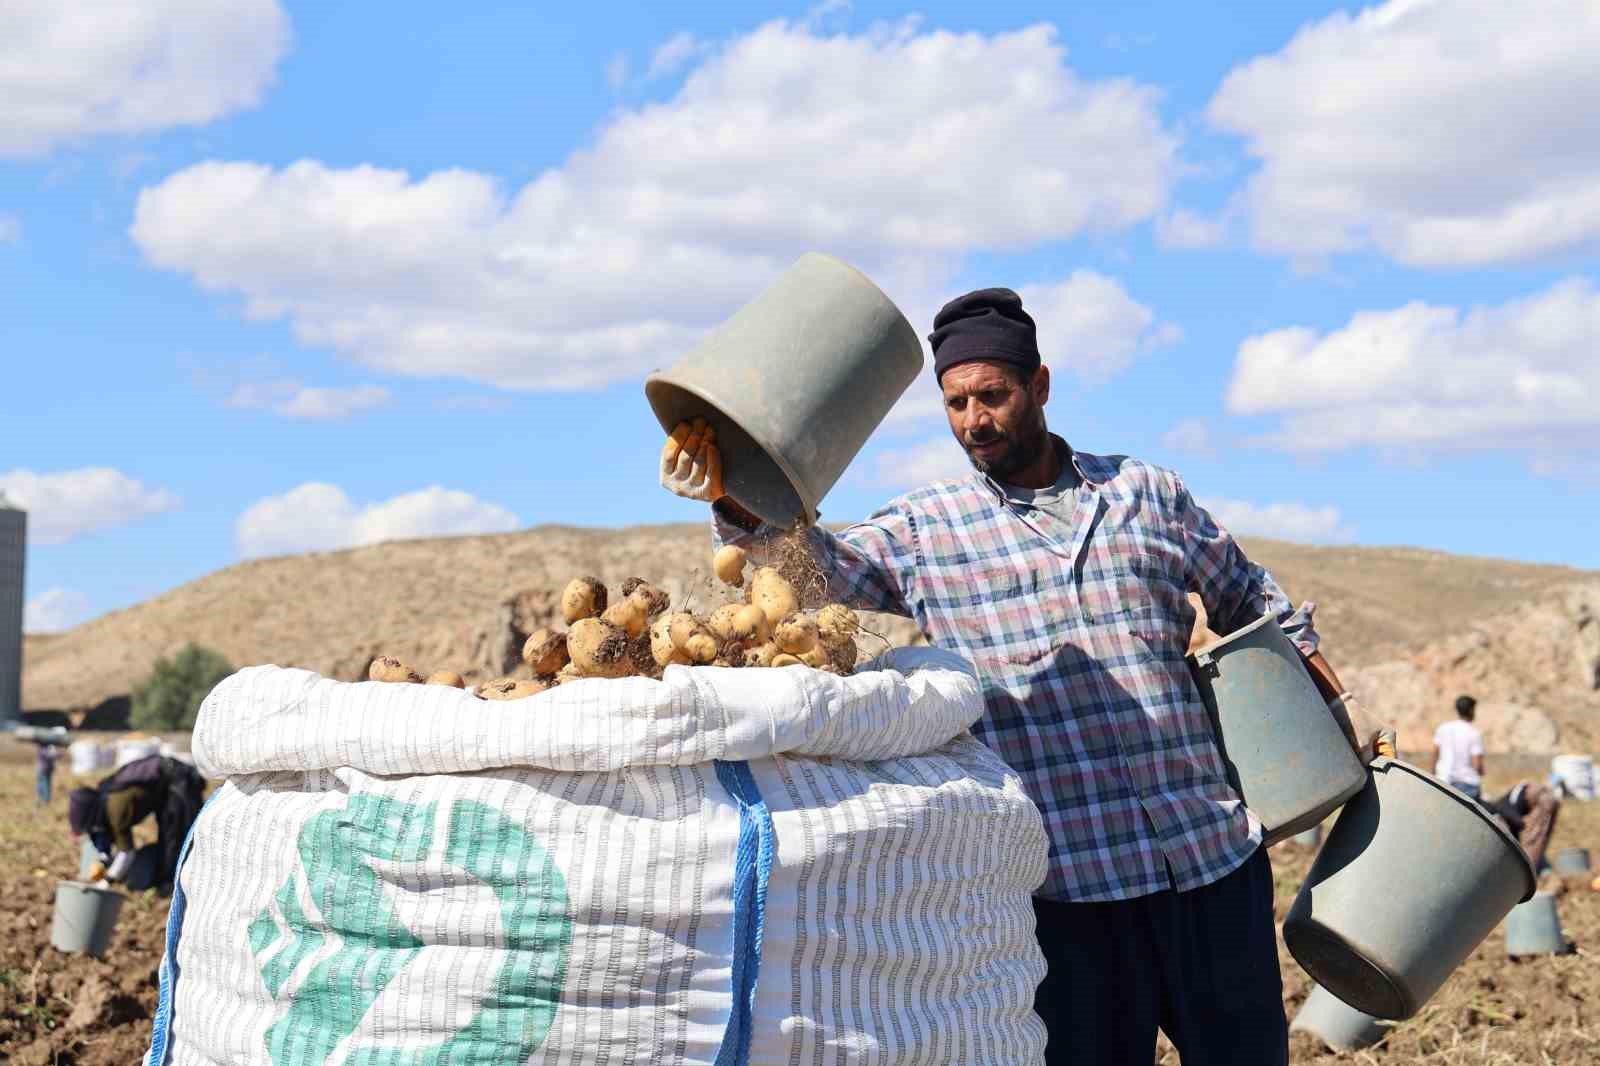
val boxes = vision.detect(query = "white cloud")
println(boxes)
[1020,270,1181,384]
[235,483,519,558]
[0,213,20,244]
[131,19,1178,392]
[1208,0,1600,267]
[1160,417,1214,457]
[645,32,709,80]
[1204,497,1353,544]
[0,468,180,545]
[873,436,972,488]
[881,270,1175,429]
[0,1,290,158]
[1155,207,1228,250]
[1226,277,1600,462]
[227,380,391,419]
[23,587,93,633]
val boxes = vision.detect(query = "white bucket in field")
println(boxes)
[115,737,161,768]
[70,740,109,776]
[1551,754,1594,801]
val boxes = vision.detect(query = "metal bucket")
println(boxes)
[1188,614,1367,846]
[645,252,923,528]
[1504,892,1567,957]
[50,880,125,958]
[1284,758,1536,1019]
[1290,984,1389,1052]
[1552,847,1591,876]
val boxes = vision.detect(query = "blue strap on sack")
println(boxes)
[713,760,776,1066]
[143,795,211,1066]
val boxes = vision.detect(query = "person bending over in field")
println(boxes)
[68,753,205,894]
[659,287,1393,1066]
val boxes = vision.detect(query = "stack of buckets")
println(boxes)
[644,252,1541,1035]
[1188,615,1536,1027]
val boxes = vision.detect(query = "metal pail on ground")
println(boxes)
[50,880,125,957]
[1290,984,1389,1052]
[1284,758,1536,1019]
[1504,892,1567,957]
[1552,847,1592,876]
[645,252,923,528]
[1188,614,1367,846]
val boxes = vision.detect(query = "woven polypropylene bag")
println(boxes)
[145,647,1048,1066]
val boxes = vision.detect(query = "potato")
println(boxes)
[369,655,423,683]
[742,641,780,668]
[602,597,648,639]
[707,604,745,643]
[479,677,551,700]
[799,644,830,668]
[771,653,804,667]
[522,628,569,675]
[426,670,465,688]
[713,544,749,587]
[733,604,771,643]
[553,663,583,685]
[667,612,702,649]
[749,567,800,626]
[649,614,680,667]
[682,632,720,664]
[774,615,819,655]
[561,576,608,623]
[567,617,633,678]
[827,636,858,673]
[816,604,860,644]
[621,577,671,618]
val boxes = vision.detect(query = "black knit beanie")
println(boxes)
[928,288,1041,380]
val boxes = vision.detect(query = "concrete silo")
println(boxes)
[0,492,23,726]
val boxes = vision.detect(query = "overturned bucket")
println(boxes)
[1291,984,1389,1052]
[645,252,923,528]
[1552,847,1591,876]
[1505,893,1568,957]
[1188,614,1367,846]
[1285,758,1536,1019]
[51,880,125,958]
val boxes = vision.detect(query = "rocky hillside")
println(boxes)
[21,525,1599,752]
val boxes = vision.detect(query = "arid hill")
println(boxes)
[21,525,1599,752]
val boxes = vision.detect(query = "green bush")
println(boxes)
[130,643,235,732]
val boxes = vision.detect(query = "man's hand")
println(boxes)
[1328,691,1396,762]
[660,418,724,502]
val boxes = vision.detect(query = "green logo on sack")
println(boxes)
[247,794,572,1066]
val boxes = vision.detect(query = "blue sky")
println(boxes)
[3,0,1597,632]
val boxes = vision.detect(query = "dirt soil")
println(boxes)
[2,745,1595,1065]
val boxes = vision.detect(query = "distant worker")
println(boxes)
[1488,779,1562,874]
[1433,694,1485,798]
[36,742,59,806]
[68,753,205,891]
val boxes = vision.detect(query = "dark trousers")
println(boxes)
[1032,847,1286,1066]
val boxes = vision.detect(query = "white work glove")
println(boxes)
[105,849,134,883]
[659,417,724,503]
[1328,692,1396,763]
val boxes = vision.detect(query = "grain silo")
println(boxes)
[0,491,23,726]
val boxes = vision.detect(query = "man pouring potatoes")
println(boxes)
[660,287,1391,1066]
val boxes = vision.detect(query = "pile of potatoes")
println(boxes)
[366,544,861,701]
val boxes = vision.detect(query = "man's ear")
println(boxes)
[1031,364,1051,406]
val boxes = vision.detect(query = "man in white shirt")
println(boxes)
[1433,695,1485,798]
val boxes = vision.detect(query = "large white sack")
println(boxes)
[146,647,1048,1066]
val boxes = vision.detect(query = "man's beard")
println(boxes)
[962,408,1048,480]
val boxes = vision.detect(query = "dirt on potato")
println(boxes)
[2,743,1595,1064]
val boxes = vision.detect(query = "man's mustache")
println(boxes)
[965,430,1006,447]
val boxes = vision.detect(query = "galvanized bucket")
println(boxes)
[51,880,125,958]
[1188,614,1367,846]
[1504,892,1567,957]
[1290,984,1389,1052]
[645,252,923,528]
[1285,758,1536,1019]
[1552,846,1591,876]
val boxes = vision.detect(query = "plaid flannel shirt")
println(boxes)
[715,439,1318,902]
